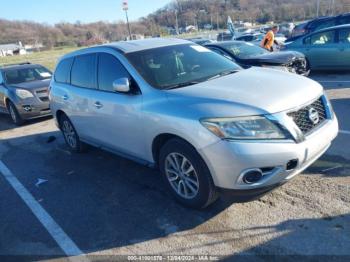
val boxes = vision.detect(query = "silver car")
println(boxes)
[50,38,338,209]
[0,63,52,125]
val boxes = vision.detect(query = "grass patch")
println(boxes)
[0,46,80,71]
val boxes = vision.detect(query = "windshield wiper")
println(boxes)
[207,69,239,81]
[162,81,200,90]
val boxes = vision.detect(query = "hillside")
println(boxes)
[0,0,349,47]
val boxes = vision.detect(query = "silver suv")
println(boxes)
[50,39,338,209]
[0,63,52,125]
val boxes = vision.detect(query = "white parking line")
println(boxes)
[340,130,350,135]
[0,160,85,259]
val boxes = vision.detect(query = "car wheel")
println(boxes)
[159,138,219,209]
[59,114,85,153]
[7,101,23,126]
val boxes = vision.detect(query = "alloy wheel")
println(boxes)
[165,153,200,199]
[62,120,77,149]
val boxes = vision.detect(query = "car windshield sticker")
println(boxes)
[190,45,210,52]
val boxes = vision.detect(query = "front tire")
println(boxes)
[159,138,219,209]
[59,114,85,153]
[7,101,23,126]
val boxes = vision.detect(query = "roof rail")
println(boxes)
[0,62,31,68]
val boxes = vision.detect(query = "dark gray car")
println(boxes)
[0,63,52,125]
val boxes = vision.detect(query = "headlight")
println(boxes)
[262,65,289,72]
[15,89,34,99]
[201,116,288,140]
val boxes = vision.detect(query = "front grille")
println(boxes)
[288,97,327,134]
[39,97,49,102]
[35,88,49,103]
[36,89,48,94]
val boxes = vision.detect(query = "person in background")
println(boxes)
[261,25,280,52]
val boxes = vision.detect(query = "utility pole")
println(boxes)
[175,10,179,35]
[122,0,132,40]
[316,0,320,17]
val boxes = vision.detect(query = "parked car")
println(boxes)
[236,33,263,42]
[0,62,52,125]
[50,38,338,209]
[283,24,350,71]
[237,33,286,46]
[187,38,215,46]
[205,41,310,75]
[279,22,295,38]
[288,13,350,42]
[217,31,233,41]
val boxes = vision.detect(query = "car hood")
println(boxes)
[166,67,323,117]
[9,79,51,90]
[242,51,304,65]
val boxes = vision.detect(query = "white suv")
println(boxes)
[50,38,338,209]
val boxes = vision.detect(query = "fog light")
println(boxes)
[23,105,32,112]
[286,159,298,171]
[242,169,263,184]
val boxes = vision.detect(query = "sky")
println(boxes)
[0,0,171,24]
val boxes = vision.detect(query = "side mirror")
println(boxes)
[113,78,130,93]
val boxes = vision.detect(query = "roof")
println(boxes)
[0,44,23,51]
[0,63,42,71]
[311,23,350,33]
[104,38,191,53]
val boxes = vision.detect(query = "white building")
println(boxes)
[0,44,27,57]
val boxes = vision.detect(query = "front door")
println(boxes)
[90,52,144,159]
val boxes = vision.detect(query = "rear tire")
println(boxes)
[7,101,23,126]
[159,138,219,209]
[59,114,86,153]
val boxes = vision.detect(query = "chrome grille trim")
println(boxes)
[287,96,327,135]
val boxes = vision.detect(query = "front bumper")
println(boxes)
[14,97,51,120]
[198,117,338,190]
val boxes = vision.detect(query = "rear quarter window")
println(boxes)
[54,58,73,84]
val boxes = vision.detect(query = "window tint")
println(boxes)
[71,54,96,89]
[310,30,335,45]
[55,58,73,84]
[98,53,130,92]
[339,28,350,44]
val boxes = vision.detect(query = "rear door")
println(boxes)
[304,29,338,70]
[67,53,101,142]
[90,52,144,158]
[337,27,350,69]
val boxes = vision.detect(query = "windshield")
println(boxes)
[125,44,241,89]
[223,42,268,59]
[4,66,52,85]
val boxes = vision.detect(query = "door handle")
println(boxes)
[94,101,103,109]
[339,48,345,52]
[62,94,69,101]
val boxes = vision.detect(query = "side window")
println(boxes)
[310,30,335,45]
[98,53,131,92]
[339,28,350,44]
[303,36,311,45]
[0,72,3,84]
[54,57,73,84]
[71,54,97,89]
